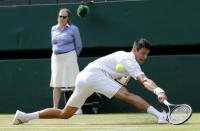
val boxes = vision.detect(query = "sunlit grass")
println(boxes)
[0,113,199,131]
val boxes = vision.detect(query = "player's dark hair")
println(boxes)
[133,38,151,50]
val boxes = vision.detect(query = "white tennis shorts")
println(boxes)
[66,67,122,108]
[50,50,79,88]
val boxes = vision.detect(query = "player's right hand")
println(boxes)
[157,92,167,103]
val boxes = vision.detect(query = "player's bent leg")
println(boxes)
[13,106,78,125]
[114,88,150,112]
[61,105,78,119]
[39,106,78,119]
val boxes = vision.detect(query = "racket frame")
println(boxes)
[163,100,192,125]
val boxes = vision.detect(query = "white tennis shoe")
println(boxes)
[13,110,28,125]
[158,111,169,124]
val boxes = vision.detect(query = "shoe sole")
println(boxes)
[13,118,23,125]
[13,110,24,125]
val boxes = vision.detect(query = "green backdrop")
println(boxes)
[0,55,199,113]
[0,0,200,51]
[0,0,200,113]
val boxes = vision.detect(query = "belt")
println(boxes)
[53,50,73,55]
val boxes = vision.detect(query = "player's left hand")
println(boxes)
[157,92,167,103]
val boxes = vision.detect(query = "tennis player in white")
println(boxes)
[13,38,168,125]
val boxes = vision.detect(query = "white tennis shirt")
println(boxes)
[85,51,144,80]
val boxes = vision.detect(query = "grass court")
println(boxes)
[0,113,200,131]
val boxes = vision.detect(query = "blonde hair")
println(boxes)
[58,8,72,24]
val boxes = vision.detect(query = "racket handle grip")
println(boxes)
[163,100,170,106]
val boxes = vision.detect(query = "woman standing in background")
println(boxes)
[50,8,83,113]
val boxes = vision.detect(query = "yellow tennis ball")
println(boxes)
[116,64,124,72]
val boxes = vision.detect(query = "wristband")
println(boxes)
[153,87,164,95]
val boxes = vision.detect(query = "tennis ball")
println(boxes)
[116,64,124,72]
[77,5,90,17]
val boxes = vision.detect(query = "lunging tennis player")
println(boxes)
[13,38,168,125]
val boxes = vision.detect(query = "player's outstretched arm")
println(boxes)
[136,74,167,103]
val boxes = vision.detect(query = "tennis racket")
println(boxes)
[163,100,192,125]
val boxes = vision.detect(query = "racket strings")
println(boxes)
[169,105,192,124]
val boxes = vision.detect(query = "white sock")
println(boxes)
[26,112,39,121]
[147,106,161,118]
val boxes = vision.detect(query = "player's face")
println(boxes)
[133,48,150,64]
[58,11,69,26]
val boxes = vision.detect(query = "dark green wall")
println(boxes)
[0,0,200,113]
[0,0,200,51]
[0,55,199,113]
